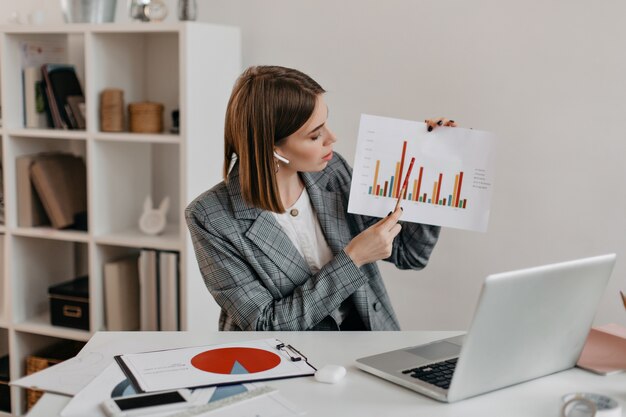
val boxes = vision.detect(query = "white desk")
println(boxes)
[27,331,626,417]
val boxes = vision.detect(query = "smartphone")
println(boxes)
[100,390,190,417]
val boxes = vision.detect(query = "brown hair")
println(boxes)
[223,66,325,213]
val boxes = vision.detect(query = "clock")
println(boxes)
[144,0,168,22]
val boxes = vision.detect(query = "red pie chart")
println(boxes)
[191,347,281,374]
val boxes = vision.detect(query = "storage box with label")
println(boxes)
[48,276,89,330]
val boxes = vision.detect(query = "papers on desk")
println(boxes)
[61,362,266,417]
[116,338,316,393]
[169,386,304,417]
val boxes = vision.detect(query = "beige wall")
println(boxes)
[3,0,625,330]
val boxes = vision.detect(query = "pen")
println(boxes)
[394,157,415,212]
[621,291,626,311]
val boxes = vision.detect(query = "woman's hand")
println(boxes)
[344,207,403,268]
[425,117,457,132]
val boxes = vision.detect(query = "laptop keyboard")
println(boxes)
[402,357,458,390]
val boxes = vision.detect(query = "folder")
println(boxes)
[577,323,626,375]
[138,249,158,331]
[158,251,180,331]
[104,256,140,331]
[115,338,317,393]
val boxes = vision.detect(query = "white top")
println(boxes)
[272,188,350,326]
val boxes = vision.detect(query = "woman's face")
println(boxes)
[275,94,337,173]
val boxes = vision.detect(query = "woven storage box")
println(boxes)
[100,88,124,132]
[128,102,164,133]
[25,341,84,410]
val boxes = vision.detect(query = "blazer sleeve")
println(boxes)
[186,209,370,331]
[333,153,441,271]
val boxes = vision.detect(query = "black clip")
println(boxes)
[276,342,306,362]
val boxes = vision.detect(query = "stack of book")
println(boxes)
[21,40,85,130]
[103,250,180,331]
[16,152,87,230]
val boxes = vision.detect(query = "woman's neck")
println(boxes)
[275,166,304,210]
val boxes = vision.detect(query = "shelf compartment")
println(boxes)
[94,131,180,144]
[6,135,88,232]
[90,31,179,134]
[6,129,87,140]
[94,223,181,251]
[92,140,180,241]
[13,314,91,342]
[11,237,89,332]
[2,33,86,131]
[12,227,88,243]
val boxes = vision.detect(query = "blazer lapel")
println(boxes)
[227,163,311,280]
[302,171,353,255]
[245,212,312,279]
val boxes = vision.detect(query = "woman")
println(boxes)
[186,65,454,331]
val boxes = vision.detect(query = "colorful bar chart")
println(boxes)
[367,141,468,209]
[348,114,496,232]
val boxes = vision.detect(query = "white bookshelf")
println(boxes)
[0,22,241,415]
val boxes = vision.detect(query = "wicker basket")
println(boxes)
[25,341,85,410]
[128,102,164,133]
[100,88,124,132]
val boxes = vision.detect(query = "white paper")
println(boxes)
[119,339,315,393]
[179,389,305,417]
[348,114,496,232]
[11,335,186,396]
[61,362,264,417]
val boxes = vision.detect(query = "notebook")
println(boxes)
[356,254,616,403]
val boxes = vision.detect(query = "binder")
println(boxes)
[138,249,158,331]
[114,338,317,393]
[158,251,180,331]
[104,256,140,331]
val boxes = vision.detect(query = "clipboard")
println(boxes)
[114,338,316,393]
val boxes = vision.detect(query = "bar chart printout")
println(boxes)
[348,114,496,232]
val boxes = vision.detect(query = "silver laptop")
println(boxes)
[356,254,616,403]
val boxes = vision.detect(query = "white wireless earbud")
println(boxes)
[273,151,290,164]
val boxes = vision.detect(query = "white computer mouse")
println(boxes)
[314,365,346,384]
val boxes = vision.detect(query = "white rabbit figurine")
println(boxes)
[139,196,170,235]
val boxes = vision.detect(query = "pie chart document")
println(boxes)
[115,338,316,393]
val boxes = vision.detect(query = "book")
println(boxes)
[158,251,180,331]
[41,64,84,130]
[138,250,159,331]
[66,95,86,130]
[16,153,56,227]
[29,153,87,229]
[23,67,47,128]
[104,256,141,331]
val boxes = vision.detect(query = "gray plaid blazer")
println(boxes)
[186,152,440,331]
